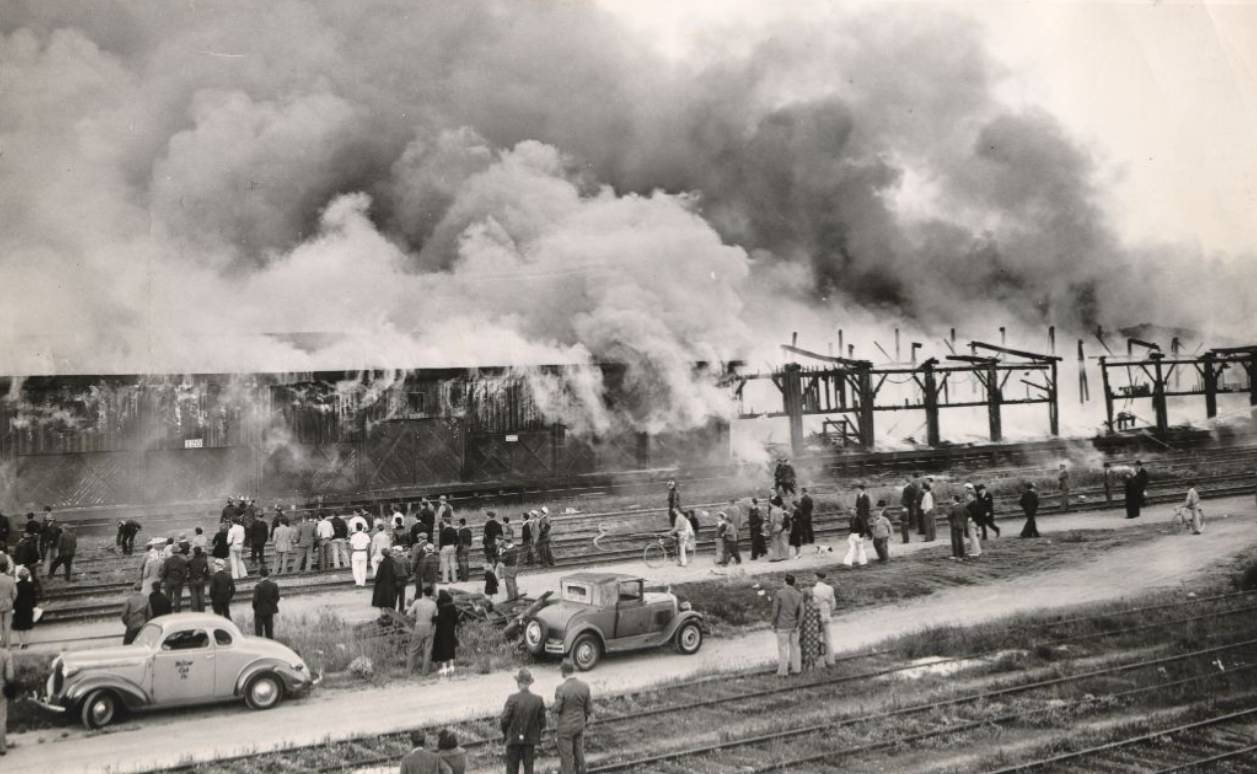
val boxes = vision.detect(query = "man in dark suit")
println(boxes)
[500,668,546,774]
[209,559,236,618]
[552,660,592,774]
[797,488,814,545]
[252,567,280,639]
[148,581,172,618]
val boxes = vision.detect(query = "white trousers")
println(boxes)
[229,548,246,579]
[842,534,868,566]
[351,553,368,586]
[968,520,982,557]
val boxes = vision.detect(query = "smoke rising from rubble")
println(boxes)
[2,1,1254,439]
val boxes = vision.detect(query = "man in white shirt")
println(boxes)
[812,571,837,666]
[347,510,369,534]
[226,520,247,580]
[669,511,694,567]
[315,514,335,570]
[369,524,392,579]
[348,523,372,586]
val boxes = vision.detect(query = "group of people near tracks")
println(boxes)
[397,661,592,774]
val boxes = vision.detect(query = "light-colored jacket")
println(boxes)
[273,524,295,553]
[0,572,16,613]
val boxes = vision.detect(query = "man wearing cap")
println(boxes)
[209,559,235,618]
[406,585,438,675]
[120,582,149,644]
[330,511,349,569]
[499,538,519,601]
[187,545,209,611]
[273,517,294,575]
[771,574,804,677]
[438,517,458,584]
[315,511,335,570]
[456,518,474,581]
[160,543,188,612]
[148,580,172,618]
[249,513,271,571]
[349,523,372,587]
[500,668,546,774]
[416,542,440,598]
[537,508,556,568]
[552,660,592,774]
[116,518,142,555]
[295,513,318,573]
[48,523,77,582]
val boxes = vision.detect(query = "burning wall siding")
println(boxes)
[0,367,729,509]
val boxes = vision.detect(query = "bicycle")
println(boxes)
[1169,506,1204,534]
[642,534,677,569]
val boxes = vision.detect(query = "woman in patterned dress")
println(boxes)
[799,588,826,670]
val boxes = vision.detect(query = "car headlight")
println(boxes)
[680,601,692,611]
[291,662,305,671]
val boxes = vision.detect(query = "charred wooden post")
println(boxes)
[782,363,805,458]
[1099,356,1114,434]
[1049,358,1060,436]
[922,359,941,447]
[1150,353,1169,433]
[856,367,876,449]
[1202,352,1219,418]
[986,361,1003,442]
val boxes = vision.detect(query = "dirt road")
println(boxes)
[6,498,1253,773]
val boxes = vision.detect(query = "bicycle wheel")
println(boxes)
[643,541,666,569]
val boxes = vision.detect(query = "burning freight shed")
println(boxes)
[0,363,734,511]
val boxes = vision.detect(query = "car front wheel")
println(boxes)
[80,688,119,729]
[245,673,285,711]
[524,620,545,655]
[674,621,703,655]
[571,633,601,671]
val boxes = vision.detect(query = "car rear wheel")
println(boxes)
[674,621,703,655]
[245,673,285,711]
[571,633,601,671]
[80,689,119,729]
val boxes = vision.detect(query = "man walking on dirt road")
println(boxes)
[771,574,804,677]
[552,659,592,774]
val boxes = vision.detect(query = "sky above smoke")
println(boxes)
[1,0,1254,435]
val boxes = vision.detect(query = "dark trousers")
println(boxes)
[189,584,206,612]
[1020,513,1040,538]
[507,743,536,774]
[979,516,1000,540]
[254,613,274,639]
[122,534,136,554]
[164,581,185,612]
[750,532,767,559]
[800,516,814,544]
[923,511,937,542]
[873,537,889,562]
[536,541,555,567]
[484,541,498,564]
[49,553,75,580]
[251,544,266,568]
[900,508,912,543]
[456,547,470,581]
[123,626,143,645]
[720,539,742,565]
[556,731,586,774]
[949,525,966,558]
[212,602,230,618]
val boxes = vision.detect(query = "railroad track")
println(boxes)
[985,707,1257,773]
[37,471,1257,626]
[147,590,1257,773]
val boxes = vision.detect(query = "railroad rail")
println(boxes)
[145,590,1257,773]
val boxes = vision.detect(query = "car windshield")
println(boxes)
[134,623,163,649]
[561,582,592,604]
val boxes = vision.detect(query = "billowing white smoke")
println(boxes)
[2,0,1254,445]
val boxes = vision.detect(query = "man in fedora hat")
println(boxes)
[209,558,236,618]
[500,667,546,774]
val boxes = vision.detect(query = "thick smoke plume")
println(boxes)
[2,1,1253,438]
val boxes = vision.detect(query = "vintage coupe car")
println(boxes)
[523,572,705,670]
[36,613,319,728]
